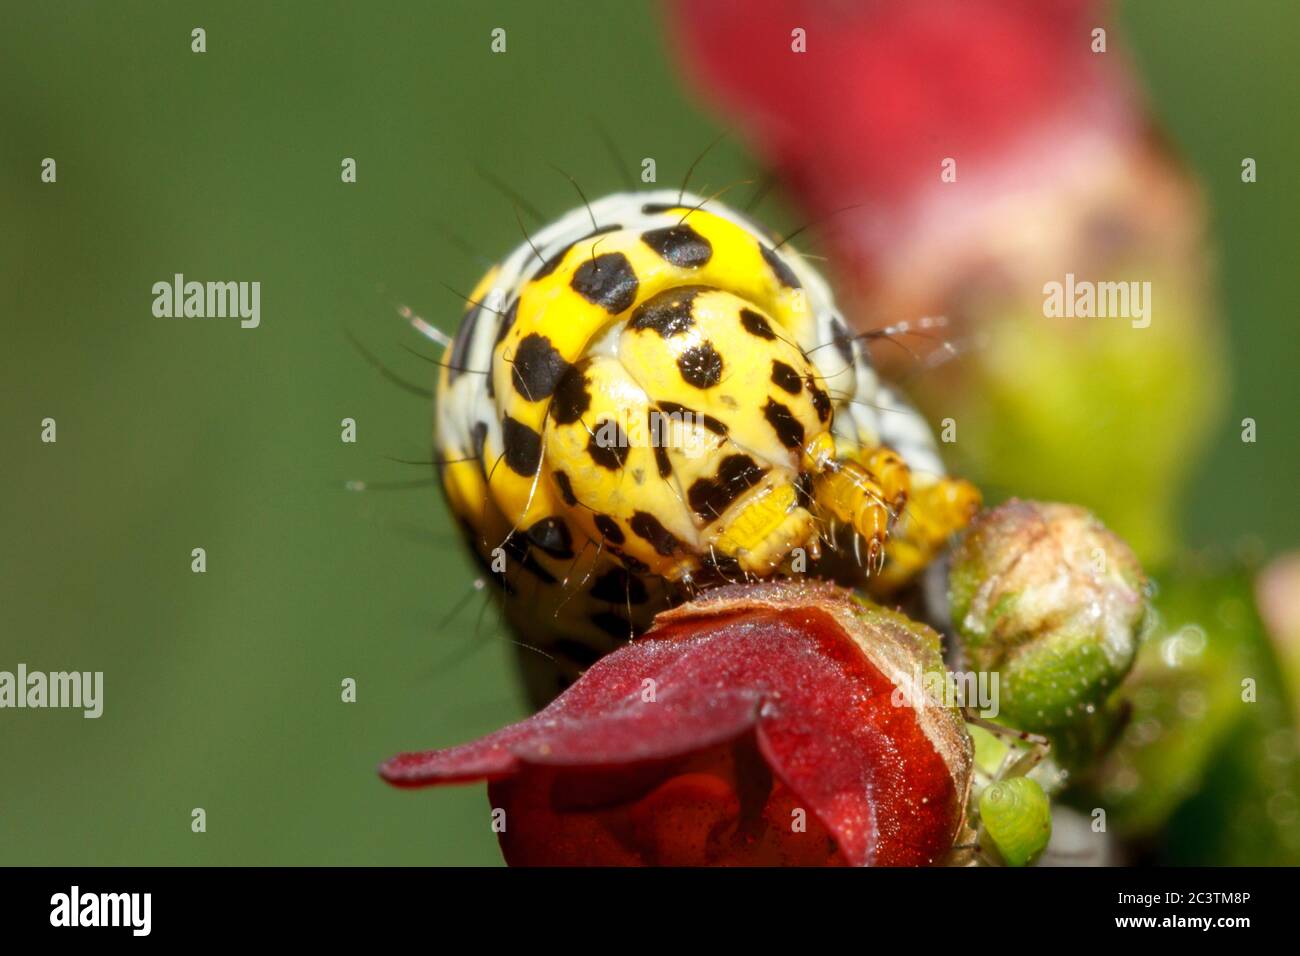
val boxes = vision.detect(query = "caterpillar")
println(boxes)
[432,188,980,705]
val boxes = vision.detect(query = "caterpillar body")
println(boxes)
[434,189,979,705]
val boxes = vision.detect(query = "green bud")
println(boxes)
[950,500,1150,732]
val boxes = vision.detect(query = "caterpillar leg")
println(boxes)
[873,474,982,592]
[806,437,979,588]
[807,442,910,573]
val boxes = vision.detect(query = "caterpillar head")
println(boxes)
[438,190,976,596]
[542,281,834,581]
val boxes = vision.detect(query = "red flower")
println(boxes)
[383,582,972,866]
[665,0,1140,292]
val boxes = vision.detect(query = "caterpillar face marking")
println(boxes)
[435,189,979,703]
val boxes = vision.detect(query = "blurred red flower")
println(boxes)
[666,0,1139,290]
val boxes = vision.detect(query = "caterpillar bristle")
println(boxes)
[511,203,547,266]
[590,117,634,191]
[743,170,777,213]
[345,326,434,399]
[395,303,453,348]
[475,164,543,223]
[772,201,865,252]
[398,342,486,376]
[678,130,727,204]
[548,163,599,232]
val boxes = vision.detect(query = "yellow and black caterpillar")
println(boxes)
[433,190,979,704]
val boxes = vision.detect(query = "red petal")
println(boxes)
[382,584,969,866]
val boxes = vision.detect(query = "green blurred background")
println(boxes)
[1,1,1295,865]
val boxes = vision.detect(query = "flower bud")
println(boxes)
[949,499,1150,731]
